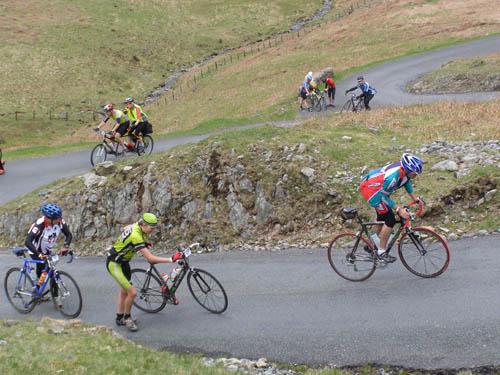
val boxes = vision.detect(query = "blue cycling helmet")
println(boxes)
[401,153,423,174]
[41,203,62,219]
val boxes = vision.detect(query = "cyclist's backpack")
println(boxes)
[145,122,153,134]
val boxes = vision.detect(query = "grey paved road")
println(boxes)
[0,235,498,369]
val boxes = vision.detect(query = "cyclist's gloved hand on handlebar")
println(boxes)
[396,207,411,220]
[344,90,348,95]
[171,252,183,263]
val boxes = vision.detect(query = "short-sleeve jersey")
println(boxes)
[109,223,147,262]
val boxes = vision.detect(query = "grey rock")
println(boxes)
[94,161,116,176]
[255,358,268,368]
[296,143,307,154]
[255,182,273,225]
[431,160,458,171]
[301,167,315,183]
[239,178,254,193]
[226,193,249,231]
[82,172,108,188]
[484,189,497,202]
[341,135,352,141]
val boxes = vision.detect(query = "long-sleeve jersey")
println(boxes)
[359,162,413,209]
[346,81,376,95]
[25,217,72,256]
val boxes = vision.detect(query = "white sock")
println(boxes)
[377,248,386,256]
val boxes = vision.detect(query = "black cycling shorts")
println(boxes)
[376,209,396,228]
[116,121,130,136]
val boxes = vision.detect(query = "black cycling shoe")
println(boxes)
[363,245,373,254]
[378,252,397,263]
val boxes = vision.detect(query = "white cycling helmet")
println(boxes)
[306,72,313,81]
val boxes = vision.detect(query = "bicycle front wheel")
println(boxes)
[90,144,107,166]
[131,269,167,313]
[327,233,376,282]
[340,99,353,113]
[313,96,323,112]
[4,267,36,313]
[398,227,451,278]
[51,271,82,318]
[137,135,154,156]
[187,268,228,314]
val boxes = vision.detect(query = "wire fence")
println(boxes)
[0,0,372,122]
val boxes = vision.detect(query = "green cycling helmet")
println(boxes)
[142,213,158,226]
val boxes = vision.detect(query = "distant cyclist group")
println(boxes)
[299,71,376,112]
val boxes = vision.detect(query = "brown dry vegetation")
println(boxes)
[148,0,500,134]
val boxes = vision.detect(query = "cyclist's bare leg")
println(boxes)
[378,224,392,251]
[118,286,137,315]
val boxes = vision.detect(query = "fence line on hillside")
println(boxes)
[0,0,372,122]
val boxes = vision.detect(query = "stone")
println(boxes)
[301,167,315,183]
[122,165,133,172]
[431,160,458,172]
[448,233,458,241]
[226,193,249,231]
[255,358,268,368]
[94,161,116,176]
[341,136,352,141]
[82,172,108,188]
[297,143,307,154]
[255,183,273,225]
[477,230,488,236]
[484,189,497,202]
[474,198,485,207]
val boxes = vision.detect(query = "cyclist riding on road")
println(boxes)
[123,97,152,152]
[25,203,72,283]
[95,103,131,149]
[345,76,377,110]
[106,213,183,332]
[359,154,424,262]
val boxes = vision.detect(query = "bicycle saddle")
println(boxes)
[12,248,28,257]
[340,207,358,220]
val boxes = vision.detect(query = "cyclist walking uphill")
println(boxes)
[324,74,336,107]
[95,103,131,149]
[106,213,183,332]
[25,203,72,283]
[359,153,424,263]
[123,97,152,152]
[345,76,377,110]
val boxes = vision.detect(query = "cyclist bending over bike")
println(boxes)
[345,76,377,111]
[95,103,131,149]
[106,213,183,332]
[123,97,152,152]
[299,71,315,112]
[359,153,424,262]
[25,203,72,285]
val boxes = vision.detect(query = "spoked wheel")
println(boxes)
[131,269,167,313]
[398,227,451,278]
[340,99,353,113]
[51,271,83,318]
[137,135,154,156]
[327,233,376,282]
[90,144,107,166]
[313,96,324,112]
[4,268,36,313]
[187,268,228,314]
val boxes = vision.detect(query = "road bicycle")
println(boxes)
[340,93,364,113]
[132,243,228,314]
[90,129,154,166]
[309,89,327,112]
[4,248,82,318]
[327,201,451,281]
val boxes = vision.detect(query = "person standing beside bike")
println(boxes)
[358,154,424,262]
[106,213,183,332]
[123,97,152,152]
[324,74,336,107]
[345,76,377,110]
[299,71,314,112]
[25,203,72,285]
[95,103,131,149]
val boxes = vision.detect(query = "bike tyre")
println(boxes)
[398,227,451,278]
[4,267,36,313]
[50,270,83,318]
[313,96,323,112]
[90,144,107,167]
[137,135,154,156]
[187,268,228,314]
[130,268,167,313]
[327,232,376,282]
[340,99,353,113]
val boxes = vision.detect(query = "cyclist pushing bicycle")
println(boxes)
[105,213,183,332]
[25,203,73,289]
[359,153,424,263]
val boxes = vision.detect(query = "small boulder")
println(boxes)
[431,160,458,172]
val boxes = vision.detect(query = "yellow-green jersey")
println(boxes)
[124,104,148,123]
[108,223,148,262]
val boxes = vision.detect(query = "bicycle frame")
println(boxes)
[141,255,191,296]
[17,256,57,301]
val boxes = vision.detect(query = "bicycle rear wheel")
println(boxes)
[313,95,323,112]
[398,227,451,278]
[131,269,167,313]
[137,135,154,156]
[50,271,82,318]
[90,144,107,166]
[340,99,353,113]
[187,268,228,314]
[327,233,376,282]
[4,267,36,313]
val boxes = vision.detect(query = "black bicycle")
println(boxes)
[131,243,228,314]
[327,201,451,281]
[310,89,327,112]
[340,93,364,113]
[90,130,154,166]
[4,248,82,318]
